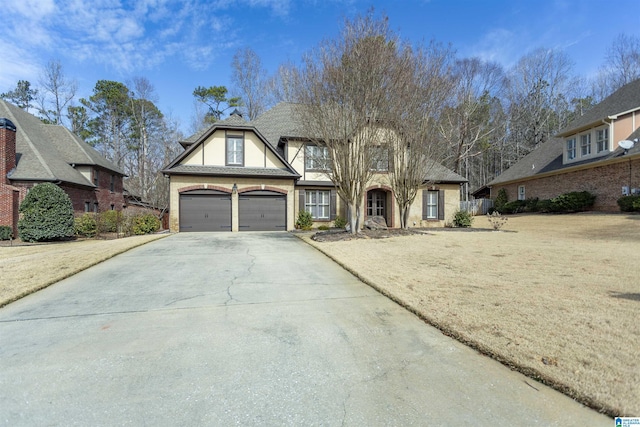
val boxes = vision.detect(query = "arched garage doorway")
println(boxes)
[238,190,286,231]
[179,189,232,232]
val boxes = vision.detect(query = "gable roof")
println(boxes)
[488,135,640,187]
[0,100,125,187]
[488,78,640,187]
[163,121,300,179]
[558,78,640,136]
[425,160,467,184]
[179,112,251,148]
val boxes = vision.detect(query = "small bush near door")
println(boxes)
[295,210,313,230]
[453,210,474,228]
[333,215,347,229]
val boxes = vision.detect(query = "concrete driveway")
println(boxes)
[0,233,609,426]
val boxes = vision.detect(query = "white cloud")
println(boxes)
[0,0,297,87]
[466,28,520,68]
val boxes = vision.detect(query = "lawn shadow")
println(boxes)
[609,291,640,302]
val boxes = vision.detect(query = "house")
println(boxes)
[487,79,640,211]
[0,99,126,237]
[162,103,466,232]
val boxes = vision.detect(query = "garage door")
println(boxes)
[239,192,286,231]
[179,191,231,232]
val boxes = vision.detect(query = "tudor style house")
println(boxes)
[487,78,640,211]
[163,103,466,232]
[0,100,126,237]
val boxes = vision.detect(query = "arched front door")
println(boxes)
[367,190,387,222]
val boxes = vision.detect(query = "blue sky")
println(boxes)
[1,0,639,134]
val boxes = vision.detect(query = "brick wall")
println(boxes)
[492,157,640,211]
[94,168,125,212]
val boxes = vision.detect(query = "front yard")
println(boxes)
[302,213,639,417]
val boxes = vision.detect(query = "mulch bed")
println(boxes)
[309,227,513,242]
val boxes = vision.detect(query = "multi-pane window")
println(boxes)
[566,138,576,160]
[110,175,115,192]
[596,128,609,152]
[226,135,244,166]
[84,201,90,212]
[426,191,438,219]
[93,202,99,213]
[305,145,329,170]
[581,134,591,156]
[371,146,389,171]
[518,185,526,201]
[93,169,99,186]
[305,190,330,219]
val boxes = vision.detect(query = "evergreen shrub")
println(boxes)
[18,183,75,242]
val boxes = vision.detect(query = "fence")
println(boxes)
[460,198,494,216]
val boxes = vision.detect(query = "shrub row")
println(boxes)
[75,212,161,237]
[493,191,596,214]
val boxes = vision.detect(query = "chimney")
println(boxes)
[0,118,17,185]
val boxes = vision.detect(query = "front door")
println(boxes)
[367,190,386,218]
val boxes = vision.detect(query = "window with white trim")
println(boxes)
[596,128,609,152]
[305,190,330,220]
[226,135,244,166]
[305,145,329,170]
[518,185,525,201]
[566,138,576,160]
[426,191,438,219]
[581,133,591,156]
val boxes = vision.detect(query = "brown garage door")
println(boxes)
[179,191,231,232]
[238,191,286,231]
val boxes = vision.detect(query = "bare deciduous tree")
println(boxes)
[293,12,453,231]
[595,33,640,99]
[231,47,269,120]
[388,42,456,228]
[293,13,403,233]
[438,57,505,199]
[37,59,77,126]
[506,48,576,159]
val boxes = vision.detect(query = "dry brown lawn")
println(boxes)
[0,234,167,307]
[302,213,640,417]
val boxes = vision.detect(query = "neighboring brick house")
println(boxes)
[0,99,126,237]
[487,79,640,211]
[163,103,466,232]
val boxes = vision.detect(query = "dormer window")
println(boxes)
[581,134,591,156]
[566,138,576,160]
[596,128,609,152]
[226,135,244,166]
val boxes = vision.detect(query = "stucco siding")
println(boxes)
[613,112,637,144]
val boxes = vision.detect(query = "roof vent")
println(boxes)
[0,118,16,132]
